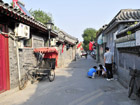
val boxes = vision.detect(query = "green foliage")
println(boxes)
[96,28,103,35]
[29,9,61,31]
[83,43,89,51]
[53,26,60,31]
[29,9,52,24]
[127,31,132,35]
[10,2,13,7]
[82,28,97,51]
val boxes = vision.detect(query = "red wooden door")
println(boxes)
[0,25,9,92]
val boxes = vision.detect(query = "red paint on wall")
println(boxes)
[0,24,10,93]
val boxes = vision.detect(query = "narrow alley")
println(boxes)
[0,56,139,105]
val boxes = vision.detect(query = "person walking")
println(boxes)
[104,47,113,81]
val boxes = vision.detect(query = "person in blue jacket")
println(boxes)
[87,66,97,78]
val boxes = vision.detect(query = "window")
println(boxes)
[24,37,32,47]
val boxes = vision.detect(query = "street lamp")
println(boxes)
[46,20,54,47]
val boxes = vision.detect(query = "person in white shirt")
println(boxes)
[97,64,107,77]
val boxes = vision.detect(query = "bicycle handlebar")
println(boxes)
[129,67,140,77]
[129,67,139,71]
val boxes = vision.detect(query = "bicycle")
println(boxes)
[128,67,140,98]
[112,62,118,74]
[19,68,37,90]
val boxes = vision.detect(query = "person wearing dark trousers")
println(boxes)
[104,47,113,81]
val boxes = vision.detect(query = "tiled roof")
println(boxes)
[116,22,140,36]
[116,9,140,20]
[104,9,140,33]
[0,1,47,32]
[0,1,78,44]
[58,30,78,44]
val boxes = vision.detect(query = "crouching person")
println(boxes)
[96,64,107,77]
[87,66,97,78]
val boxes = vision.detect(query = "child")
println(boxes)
[87,66,97,78]
[98,64,107,77]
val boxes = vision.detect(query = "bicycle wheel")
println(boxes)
[28,71,37,84]
[48,70,55,82]
[112,63,117,74]
[19,74,28,90]
[128,78,135,98]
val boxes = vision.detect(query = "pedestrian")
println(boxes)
[87,66,97,78]
[104,47,113,81]
[97,64,107,77]
[85,52,87,59]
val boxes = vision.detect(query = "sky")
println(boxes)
[3,0,140,41]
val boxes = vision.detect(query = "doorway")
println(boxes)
[0,24,10,92]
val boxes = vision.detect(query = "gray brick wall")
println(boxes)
[117,52,140,88]
[8,34,44,89]
[8,33,77,89]
[9,38,19,89]
[57,45,76,68]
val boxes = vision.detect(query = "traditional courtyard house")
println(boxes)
[64,33,78,65]
[115,22,140,88]
[104,9,140,55]
[0,1,78,93]
[57,30,78,67]
[96,25,107,64]
[97,9,140,87]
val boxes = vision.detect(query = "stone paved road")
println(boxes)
[0,56,139,105]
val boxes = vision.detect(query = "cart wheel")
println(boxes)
[48,70,55,82]
[128,78,135,98]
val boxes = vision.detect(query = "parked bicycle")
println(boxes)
[112,62,118,74]
[19,68,37,90]
[128,67,140,98]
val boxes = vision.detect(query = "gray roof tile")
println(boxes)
[0,0,78,44]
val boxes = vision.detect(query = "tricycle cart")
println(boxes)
[34,47,58,82]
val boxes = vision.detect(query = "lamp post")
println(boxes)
[46,20,54,47]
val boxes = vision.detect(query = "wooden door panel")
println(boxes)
[0,25,6,91]
[0,26,4,91]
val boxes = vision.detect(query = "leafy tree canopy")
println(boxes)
[29,9,52,24]
[82,28,97,51]
[29,9,60,31]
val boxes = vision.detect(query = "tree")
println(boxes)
[82,28,97,51]
[29,9,52,24]
[29,9,60,31]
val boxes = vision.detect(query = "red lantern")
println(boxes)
[89,42,93,51]
[62,44,65,53]
[77,42,82,49]
[80,47,83,51]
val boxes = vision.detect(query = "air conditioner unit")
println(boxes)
[51,38,56,46]
[15,23,30,39]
